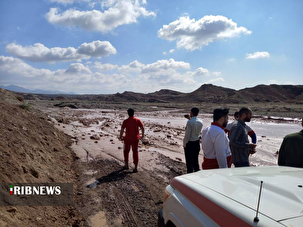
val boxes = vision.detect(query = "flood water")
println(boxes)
[139,112,302,167]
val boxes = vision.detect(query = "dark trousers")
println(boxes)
[234,162,250,167]
[184,140,200,173]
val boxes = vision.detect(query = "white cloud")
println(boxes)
[212,71,221,76]
[0,56,222,93]
[49,0,91,4]
[208,77,224,83]
[268,79,279,84]
[192,67,209,77]
[6,41,116,62]
[169,49,175,53]
[46,0,156,33]
[119,60,144,72]
[77,41,117,57]
[0,56,51,78]
[128,60,145,69]
[162,51,167,55]
[93,62,119,71]
[141,58,190,73]
[158,15,251,51]
[118,59,190,74]
[0,56,96,85]
[246,51,270,59]
[6,43,80,62]
[101,0,120,8]
[66,63,92,74]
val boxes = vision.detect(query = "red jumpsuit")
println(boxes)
[122,117,143,165]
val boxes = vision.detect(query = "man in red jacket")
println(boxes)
[119,108,144,172]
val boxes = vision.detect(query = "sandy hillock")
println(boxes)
[0,88,24,105]
[0,104,74,183]
[0,89,83,226]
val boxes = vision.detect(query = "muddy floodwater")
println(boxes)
[47,108,302,168]
[41,107,302,226]
[141,112,302,166]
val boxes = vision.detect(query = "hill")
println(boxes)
[238,84,303,103]
[188,84,237,103]
[94,84,303,103]
[6,84,303,104]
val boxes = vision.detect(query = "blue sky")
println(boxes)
[0,0,302,94]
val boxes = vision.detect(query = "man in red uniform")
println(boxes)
[119,108,144,172]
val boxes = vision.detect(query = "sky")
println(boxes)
[0,0,302,94]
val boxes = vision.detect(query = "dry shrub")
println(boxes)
[16,96,24,102]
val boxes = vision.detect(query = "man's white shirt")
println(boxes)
[183,116,203,148]
[201,124,231,168]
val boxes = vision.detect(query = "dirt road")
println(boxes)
[45,108,186,226]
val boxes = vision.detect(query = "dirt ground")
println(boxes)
[0,101,84,226]
[74,154,183,227]
[1,88,301,227]
[0,88,186,227]
[44,108,187,227]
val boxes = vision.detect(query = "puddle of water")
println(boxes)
[85,178,98,187]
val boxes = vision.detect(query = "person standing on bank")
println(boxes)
[119,108,144,173]
[229,107,257,167]
[278,117,303,168]
[225,111,257,144]
[183,107,203,173]
[201,108,232,169]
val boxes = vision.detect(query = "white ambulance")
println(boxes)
[158,166,303,227]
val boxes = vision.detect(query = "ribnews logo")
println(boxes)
[1,183,73,206]
[9,185,61,196]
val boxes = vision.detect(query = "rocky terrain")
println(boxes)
[0,85,302,227]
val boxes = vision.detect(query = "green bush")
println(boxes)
[19,102,31,111]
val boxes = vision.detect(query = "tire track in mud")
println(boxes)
[110,184,141,226]
[75,154,185,226]
[45,110,186,226]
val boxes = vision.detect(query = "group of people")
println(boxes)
[119,107,303,173]
[183,107,257,173]
[183,107,303,173]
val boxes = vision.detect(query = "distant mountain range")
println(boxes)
[2,84,303,104]
[0,85,76,95]
[89,84,303,104]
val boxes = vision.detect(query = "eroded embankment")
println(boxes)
[0,101,85,226]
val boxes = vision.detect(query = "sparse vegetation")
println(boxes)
[16,96,24,102]
[19,102,31,111]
